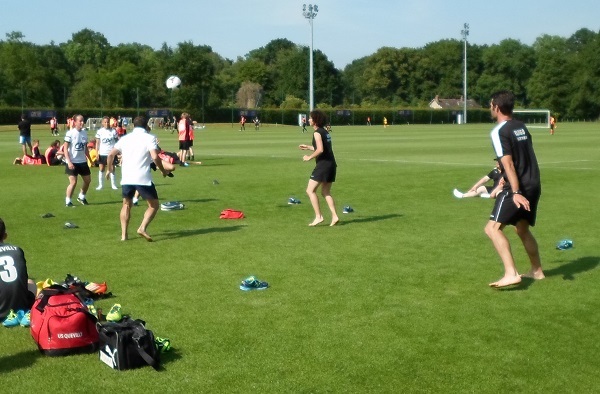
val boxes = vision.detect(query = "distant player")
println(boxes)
[240,115,246,131]
[550,115,556,135]
[95,116,119,190]
[63,114,92,207]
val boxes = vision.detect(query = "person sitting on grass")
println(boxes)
[0,218,37,327]
[454,160,505,199]
[44,140,65,166]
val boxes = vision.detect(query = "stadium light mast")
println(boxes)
[461,23,469,124]
[302,4,318,112]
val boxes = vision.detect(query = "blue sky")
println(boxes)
[1,0,598,69]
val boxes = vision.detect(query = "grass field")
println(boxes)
[1,121,599,392]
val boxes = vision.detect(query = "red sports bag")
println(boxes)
[30,286,99,356]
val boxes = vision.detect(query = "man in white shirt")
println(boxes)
[106,116,168,242]
[62,114,92,207]
[95,117,119,190]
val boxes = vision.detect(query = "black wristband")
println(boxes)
[513,190,523,195]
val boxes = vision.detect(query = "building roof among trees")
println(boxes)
[429,95,481,110]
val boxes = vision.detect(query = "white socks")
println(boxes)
[97,171,117,189]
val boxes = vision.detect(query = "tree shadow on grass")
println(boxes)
[338,213,403,225]
[497,256,600,292]
[156,225,245,241]
[0,349,40,373]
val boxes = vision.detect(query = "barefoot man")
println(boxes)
[107,116,168,241]
[485,90,544,287]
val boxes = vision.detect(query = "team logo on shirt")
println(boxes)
[513,128,528,141]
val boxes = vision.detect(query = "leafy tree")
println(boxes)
[236,81,263,108]
[527,35,572,114]
[62,29,110,70]
[474,39,535,105]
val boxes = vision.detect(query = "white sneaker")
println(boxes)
[111,184,118,190]
[96,185,103,190]
[453,189,464,199]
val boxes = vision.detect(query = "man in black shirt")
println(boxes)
[18,115,32,157]
[0,218,36,322]
[485,90,544,288]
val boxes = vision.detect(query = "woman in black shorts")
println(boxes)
[298,110,339,226]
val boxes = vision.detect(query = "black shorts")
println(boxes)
[65,162,91,177]
[179,141,190,150]
[188,140,194,147]
[489,188,541,226]
[310,161,337,183]
[122,184,159,201]
[485,186,493,193]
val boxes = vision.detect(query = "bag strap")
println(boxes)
[133,340,160,370]
[36,285,85,312]
[130,322,159,370]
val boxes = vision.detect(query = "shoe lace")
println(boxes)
[5,310,17,320]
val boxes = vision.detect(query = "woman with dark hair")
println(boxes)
[298,110,339,226]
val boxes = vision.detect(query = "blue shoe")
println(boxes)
[556,239,574,250]
[240,276,269,291]
[19,310,30,327]
[2,310,23,328]
[342,206,354,214]
[288,197,301,205]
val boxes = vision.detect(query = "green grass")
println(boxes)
[1,122,600,392]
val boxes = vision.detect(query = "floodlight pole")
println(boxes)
[461,23,469,124]
[303,4,318,112]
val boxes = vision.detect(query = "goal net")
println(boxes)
[513,109,550,129]
[85,117,104,131]
[148,117,165,130]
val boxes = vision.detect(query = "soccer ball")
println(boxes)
[166,75,181,89]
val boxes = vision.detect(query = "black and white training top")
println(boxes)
[490,119,540,193]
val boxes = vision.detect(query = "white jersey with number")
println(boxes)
[95,127,118,156]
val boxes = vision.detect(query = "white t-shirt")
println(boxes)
[95,127,118,156]
[64,128,89,164]
[114,127,158,186]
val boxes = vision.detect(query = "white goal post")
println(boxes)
[85,117,104,131]
[148,117,166,130]
[513,109,550,129]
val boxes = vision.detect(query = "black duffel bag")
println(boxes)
[97,317,160,371]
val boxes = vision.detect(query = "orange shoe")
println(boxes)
[85,281,108,295]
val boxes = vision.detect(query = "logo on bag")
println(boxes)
[100,345,118,368]
[58,331,83,339]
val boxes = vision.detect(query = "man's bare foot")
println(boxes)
[330,217,339,226]
[308,217,324,227]
[137,229,153,242]
[489,275,522,288]
[521,269,545,280]
[121,235,128,241]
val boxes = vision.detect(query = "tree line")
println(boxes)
[1,28,599,120]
